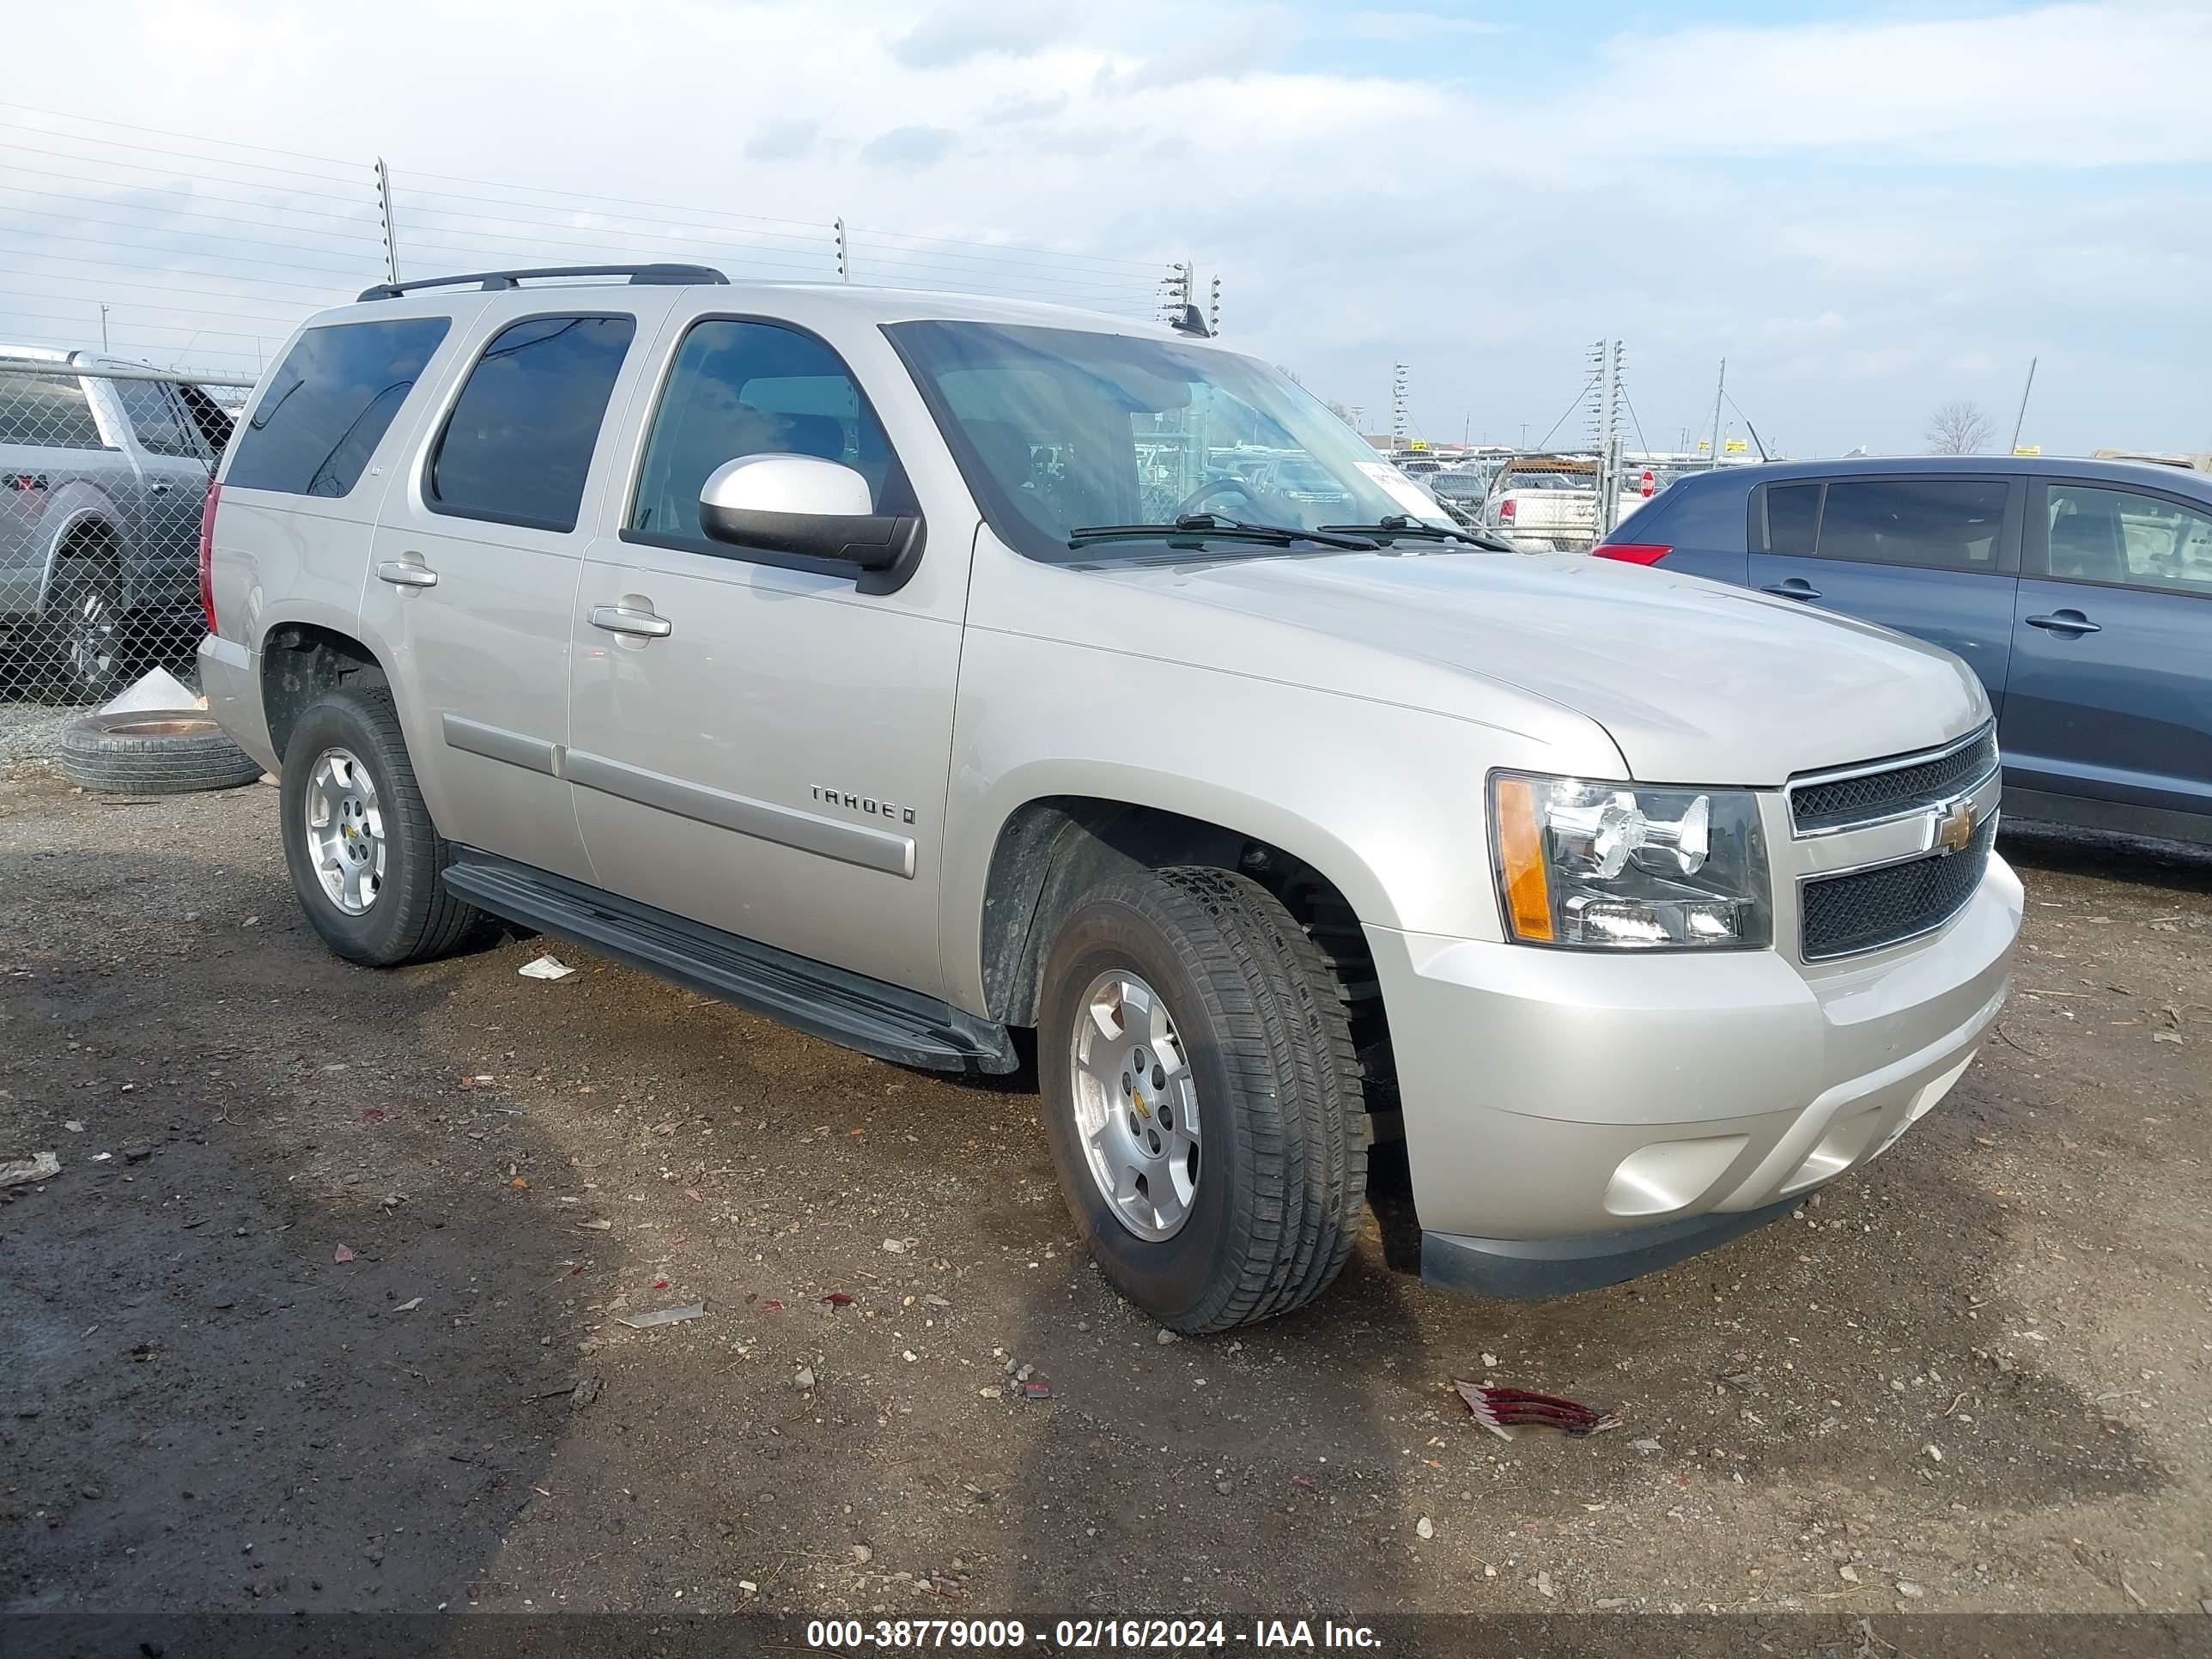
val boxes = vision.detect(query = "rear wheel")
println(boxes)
[1038,867,1367,1332]
[278,687,489,966]
[49,556,128,702]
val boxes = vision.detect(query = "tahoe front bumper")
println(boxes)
[1366,852,2021,1298]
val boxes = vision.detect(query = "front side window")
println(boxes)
[227,319,450,497]
[627,319,903,550]
[0,369,109,450]
[117,380,201,459]
[428,314,635,532]
[2042,483,2212,595]
[1814,478,2008,572]
[884,320,1455,562]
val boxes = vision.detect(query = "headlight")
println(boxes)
[1489,773,1771,950]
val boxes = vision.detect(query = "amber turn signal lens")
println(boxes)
[1492,775,1554,942]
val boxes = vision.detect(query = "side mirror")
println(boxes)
[698,454,921,573]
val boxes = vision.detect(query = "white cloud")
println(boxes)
[1339,10,1507,41]
[1,0,2204,453]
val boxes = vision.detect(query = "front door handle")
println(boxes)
[589,604,672,640]
[1760,578,1821,601]
[376,559,439,589]
[2025,611,2100,635]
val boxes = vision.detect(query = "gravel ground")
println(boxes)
[2,769,2209,1620]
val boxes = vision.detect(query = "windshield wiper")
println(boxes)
[1316,514,1517,553]
[1069,513,1379,551]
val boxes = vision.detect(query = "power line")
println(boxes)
[0,100,362,169]
[0,137,366,201]
[0,180,382,246]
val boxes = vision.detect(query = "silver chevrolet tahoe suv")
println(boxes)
[198,264,2021,1331]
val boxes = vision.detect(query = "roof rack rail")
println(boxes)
[356,264,729,302]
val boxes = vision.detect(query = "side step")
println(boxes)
[442,854,1018,1075]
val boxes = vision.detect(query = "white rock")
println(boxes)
[1415,1516,1434,1540]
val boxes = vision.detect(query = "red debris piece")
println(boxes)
[653,1278,670,1291]
[333,1244,356,1264]
[1454,1381,1621,1440]
[1018,1376,1053,1401]
[362,1108,386,1125]
[764,1298,784,1310]
[822,1292,854,1307]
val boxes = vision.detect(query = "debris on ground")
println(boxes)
[518,954,575,981]
[569,1375,603,1413]
[793,1364,816,1391]
[618,1303,706,1329]
[1415,1516,1434,1540]
[333,1243,356,1264]
[1018,1375,1053,1401]
[821,1292,854,1306]
[392,1297,422,1314]
[1454,1380,1622,1440]
[0,1152,61,1188]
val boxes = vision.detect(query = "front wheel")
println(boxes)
[1038,867,1368,1332]
[278,687,489,966]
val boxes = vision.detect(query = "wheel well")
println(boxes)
[260,624,390,762]
[980,798,1397,1114]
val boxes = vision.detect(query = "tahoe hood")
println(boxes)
[1079,550,1990,786]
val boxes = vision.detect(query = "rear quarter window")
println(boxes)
[0,369,110,450]
[226,318,452,497]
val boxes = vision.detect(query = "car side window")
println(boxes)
[626,319,902,551]
[116,380,202,459]
[1810,478,2008,573]
[0,370,110,450]
[428,314,636,533]
[2039,483,2212,598]
[1759,483,1821,555]
[227,318,451,497]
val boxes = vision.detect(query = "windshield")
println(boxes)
[884,319,1455,561]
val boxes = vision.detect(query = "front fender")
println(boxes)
[937,629,1622,1016]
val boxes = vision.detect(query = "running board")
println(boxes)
[442,854,1018,1075]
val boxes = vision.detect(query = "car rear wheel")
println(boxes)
[278,687,490,966]
[1038,867,1367,1332]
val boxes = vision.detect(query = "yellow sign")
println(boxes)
[1696,440,1711,453]
[1724,438,1748,453]
[1407,440,1427,452]
[2014,445,2042,456]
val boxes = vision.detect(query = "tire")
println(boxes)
[47,556,130,702]
[57,710,264,794]
[278,687,489,967]
[1038,866,1367,1332]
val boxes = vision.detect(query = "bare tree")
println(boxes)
[1925,399,1995,455]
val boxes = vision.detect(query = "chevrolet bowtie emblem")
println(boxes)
[1934,799,1978,855]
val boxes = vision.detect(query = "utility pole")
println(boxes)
[834,218,850,283]
[2008,356,2038,453]
[99,303,109,354]
[1389,364,1408,453]
[374,158,401,286]
[1706,358,1726,471]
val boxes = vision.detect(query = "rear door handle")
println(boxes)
[589,604,672,640]
[1760,579,1821,601]
[2025,611,2100,635]
[376,559,439,588]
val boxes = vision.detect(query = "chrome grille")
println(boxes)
[1801,818,1996,961]
[1790,726,1998,836]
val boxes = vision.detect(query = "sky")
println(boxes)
[4,0,2209,457]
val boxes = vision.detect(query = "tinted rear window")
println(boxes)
[428,314,635,532]
[1764,483,1820,555]
[1818,479,2007,571]
[227,319,450,496]
[0,369,108,450]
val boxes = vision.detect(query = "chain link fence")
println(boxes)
[1,360,247,761]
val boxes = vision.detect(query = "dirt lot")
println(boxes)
[3,764,2209,1620]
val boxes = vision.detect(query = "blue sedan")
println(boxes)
[1595,455,2212,846]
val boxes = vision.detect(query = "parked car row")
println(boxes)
[1595,455,2212,846]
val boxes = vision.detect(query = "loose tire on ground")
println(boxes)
[1038,866,1368,1332]
[278,687,490,967]
[57,709,264,795]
